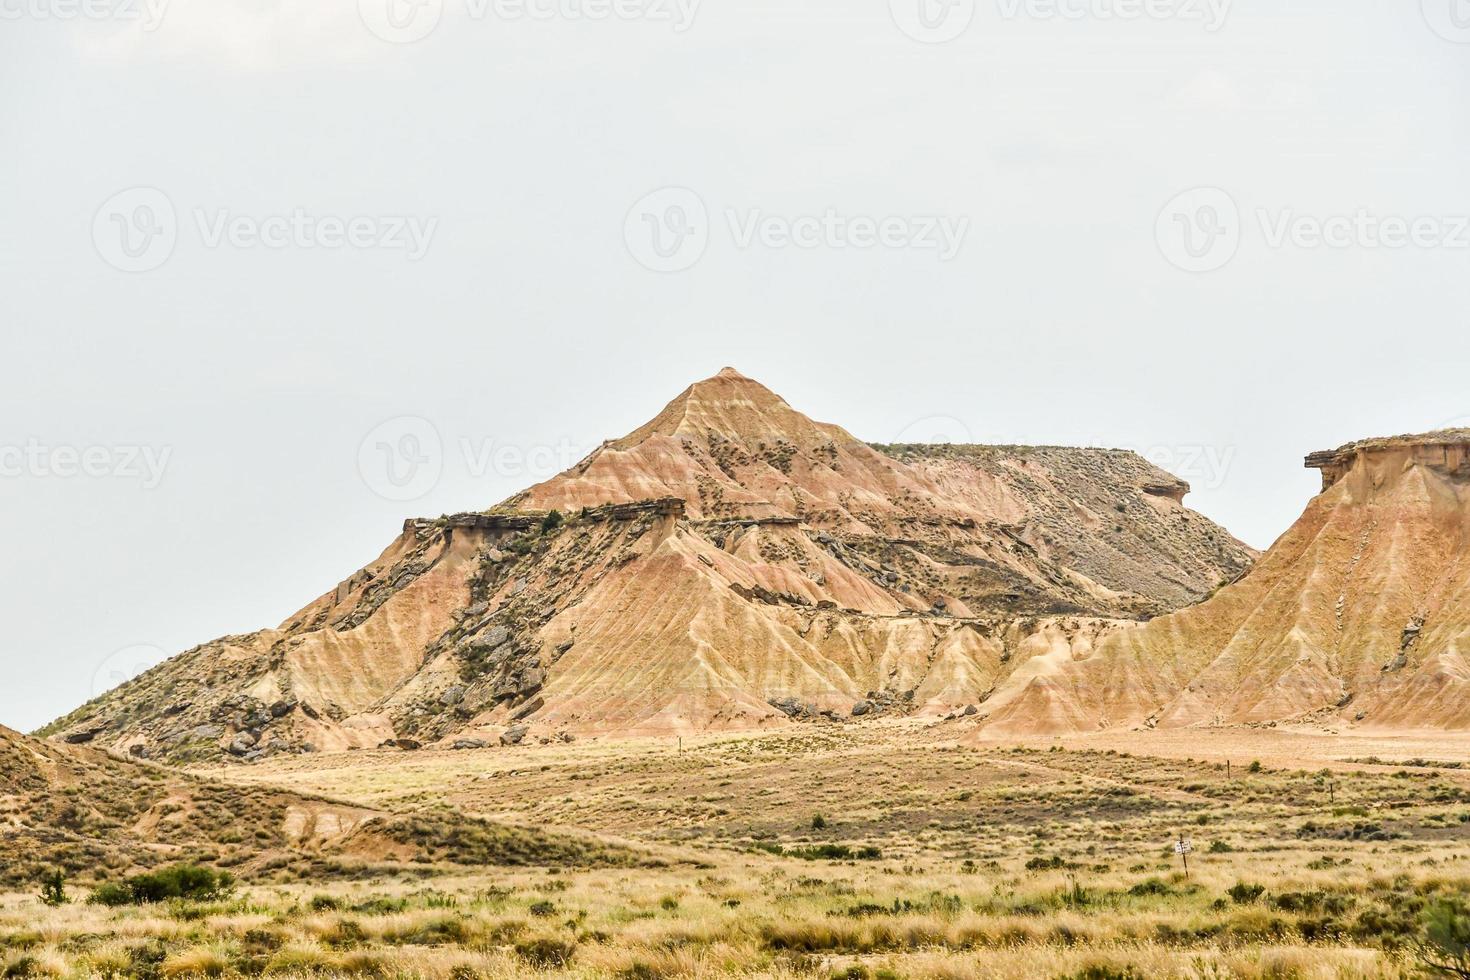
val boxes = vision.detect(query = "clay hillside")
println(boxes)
[39,369,1252,759]
[976,431,1470,734]
[0,725,632,888]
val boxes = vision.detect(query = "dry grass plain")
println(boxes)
[7,721,1470,978]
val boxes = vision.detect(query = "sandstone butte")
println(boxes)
[979,430,1470,735]
[41,367,1275,761]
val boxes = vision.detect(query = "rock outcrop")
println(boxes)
[38,369,1253,756]
[977,430,1470,733]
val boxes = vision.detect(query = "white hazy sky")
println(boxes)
[2,0,1468,732]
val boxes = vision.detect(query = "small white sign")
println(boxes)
[1174,839,1193,855]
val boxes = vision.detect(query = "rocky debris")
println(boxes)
[380,738,422,751]
[768,696,807,718]
[268,699,298,718]
[451,738,490,750]
[128,744,148,758]
[851,701,872,717]
[730,583,811,607]
[1401,616,1425,653]
[518,667,545,696]
[63,729,101,745]
[1142,479,1190,504]
[500,724,529,746]
[511,695,545,721]
[468,625,512,652]
[404,513,537,535]
[440,685,466,706]
[227,733,258,756]
[962,704,979,717]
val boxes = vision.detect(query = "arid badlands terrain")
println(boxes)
[8,369,1470,978]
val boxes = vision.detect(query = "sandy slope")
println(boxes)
[979,433,1470,734]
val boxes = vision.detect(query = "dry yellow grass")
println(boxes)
[6,723,1469,978]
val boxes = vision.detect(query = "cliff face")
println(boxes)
[979,431,1470,734]
[39,369,1253,758]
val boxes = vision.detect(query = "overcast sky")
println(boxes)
[2,0,1467,732]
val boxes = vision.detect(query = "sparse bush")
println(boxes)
[89,865,234,906]
[515,937,576,968]
[37,870,67,908]
[1229,882,1266,904]
[1415,898,1470,978]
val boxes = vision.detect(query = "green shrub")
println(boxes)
[515,937,576,968]
[1228,882,1265,904]
[1415,898,1470,977]
[37,870,68,908]
[89,865,234,906]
